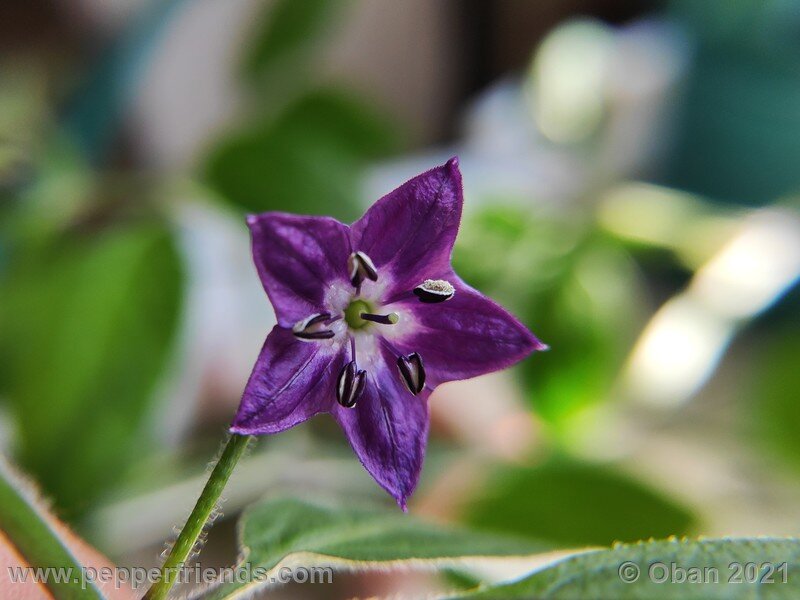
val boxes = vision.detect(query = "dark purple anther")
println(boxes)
[337,360,366,408]
[397,352,426,395]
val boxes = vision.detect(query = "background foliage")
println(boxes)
[1,0,800,597]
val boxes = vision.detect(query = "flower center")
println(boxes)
[344,299,374,330]
[344,299,400,330]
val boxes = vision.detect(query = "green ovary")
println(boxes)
[344,299,373,330]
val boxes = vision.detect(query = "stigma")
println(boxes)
[360,312,399,325]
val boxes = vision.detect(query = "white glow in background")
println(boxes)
[624,208,800,407]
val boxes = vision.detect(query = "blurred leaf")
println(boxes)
[243,0,344,82]
[205,497,546,599]
[452,538,800,599]
[453,206,644,427]
[205,89,397,220]
[465,457,695,547]
[0,222,182,517]
[0,63,49,193]
[0,457,105,599]
[747,324,800,473]
[2,141,95,249]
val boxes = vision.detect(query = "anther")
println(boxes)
[348,251,378,287]
[292,312,335,341]
[337,360,367,408]
[397,352,425,395]
[360,312,399,325]
[294,330,335,340]
[413,279,455,303]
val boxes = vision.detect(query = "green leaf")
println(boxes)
[465,458,696,547]
[243,0,344,81]
[453,206,644,427]
[451,538,800,599]
[204,89,398,221]
[204,497,547,599]
[746,324,800,472]
[0,457,105,599]
[0,222,183,517]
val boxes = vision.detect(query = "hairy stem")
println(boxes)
[143,433,252,600]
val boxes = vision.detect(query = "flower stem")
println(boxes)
[143,433,252,600]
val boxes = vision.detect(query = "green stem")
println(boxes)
[143,433,252,600]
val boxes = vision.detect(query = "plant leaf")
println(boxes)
[465,458,696,547]
[747,325,800,473]
[453,206,644,427]
[243,0,343,82]
[0,456,106,599]
[0,222,183,517]
[450,538,800,599]
[204,88,398,221]
[203,497,548,599]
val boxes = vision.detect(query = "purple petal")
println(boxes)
[332,345,430,510]
[248,212,351,327]
[393,275,545,387]
[231,326,345,435]
[350,158,463,297]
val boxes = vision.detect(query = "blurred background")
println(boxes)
[2,0,800,597]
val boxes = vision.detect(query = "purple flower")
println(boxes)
[231,158,545,509]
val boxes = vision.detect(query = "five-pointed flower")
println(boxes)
[231,158,545,509]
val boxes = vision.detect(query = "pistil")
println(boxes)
[344,300,373,329]
[360,312,399,325]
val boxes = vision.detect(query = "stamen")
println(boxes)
[360,312,399,325]
[294,330,335,340]
[337,360,367,408]
[292,312,331,333]
[348,251,378,287]
[397,352,426,395]
[413,279,455,303]
[292,312,334,341]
